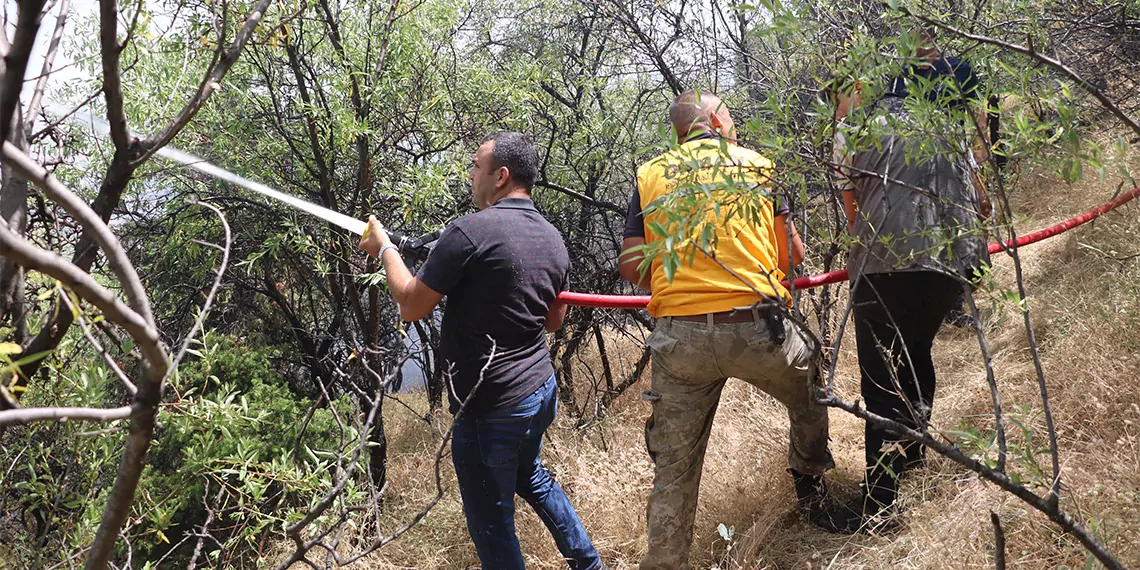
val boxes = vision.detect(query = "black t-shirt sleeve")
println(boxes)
[417,223,476,295]
[952,58,982,102]
[622,187,645,239]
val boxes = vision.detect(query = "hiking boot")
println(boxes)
[788,469,859,535]
[846,494,902,534]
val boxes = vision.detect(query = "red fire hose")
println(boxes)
[558,186,1140,309]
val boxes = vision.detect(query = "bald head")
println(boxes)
[669,90,734,140]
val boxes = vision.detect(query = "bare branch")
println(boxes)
[0,0,47,143]
[24,0,69,133]
[991,511,1006,570]
[276,339,499,568]
[187,485,226,570]
[0,405,131,426]
[1,141,156,328]
[140,0,274,161]
[0,215,163,369]
[820,394,1126,570]
[98,0,129,149]
[965,287,1007,472]
[165,200,232,379]
[29,88,103,141]
[60,291,138,396]
[276,389,386,569]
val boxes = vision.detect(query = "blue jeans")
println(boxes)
[452,374,603,570]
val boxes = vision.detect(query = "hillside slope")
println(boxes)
[339,160,1140,569]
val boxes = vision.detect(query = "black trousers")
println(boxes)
[851,271,962,507]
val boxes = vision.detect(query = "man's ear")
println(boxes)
[496,166,510,188]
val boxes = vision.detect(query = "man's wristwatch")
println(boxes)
[377,243,398,258]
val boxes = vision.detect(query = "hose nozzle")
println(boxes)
[385,228,442,264]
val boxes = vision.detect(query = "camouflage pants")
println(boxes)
[639,315,834,570]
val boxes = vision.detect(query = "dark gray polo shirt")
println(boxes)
[417,197,570,415]
[836,96,989,280]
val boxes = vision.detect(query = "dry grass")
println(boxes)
[281,151,1140,569]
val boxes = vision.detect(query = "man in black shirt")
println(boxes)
[360,132,604,570]
[891,26,993,327]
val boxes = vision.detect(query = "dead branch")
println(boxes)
[24,0,69,133]
[275,339,498,568]
[1,142,156,328]
[991,511,1006,570]
[0,0,47,143]
[0,405,131,426]
[599,345,651,409]
[140,0,275,163]
[818,393,1125,570]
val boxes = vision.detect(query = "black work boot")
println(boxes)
[847,473,903,534]
[788,469,859,534]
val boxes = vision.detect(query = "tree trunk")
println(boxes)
[414,319,445,413]
[366,390,387,500]
[0,105,28,342]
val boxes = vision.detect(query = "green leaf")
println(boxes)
[662,254,678,283]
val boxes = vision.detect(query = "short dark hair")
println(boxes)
[909,24,937,42]
[482,132,539,190]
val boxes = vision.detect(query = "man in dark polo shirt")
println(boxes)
[889,27,984,120]
[359,132,604,570]
[890,26,994,327]
[832,77,989,532]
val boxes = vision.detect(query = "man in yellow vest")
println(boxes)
[619,90,848,569]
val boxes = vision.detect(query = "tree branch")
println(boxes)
[1,141,156,328]
[0,405,131,426]
[59,291,137,397]
[164,200,232,380]
[98,0,129,149]
[991,511,1007,570]
[140,0,274,161]
[898,7,1140,140]
[535,179,625,215]
[24,0,69,134]
[819,394,1125,570]
[0,217,163,369]
[0,0,47,144]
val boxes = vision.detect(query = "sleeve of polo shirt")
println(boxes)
[832,130,855,193]
[953,58,982,103]
[622,187,645,239]
[416,224,476,295]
